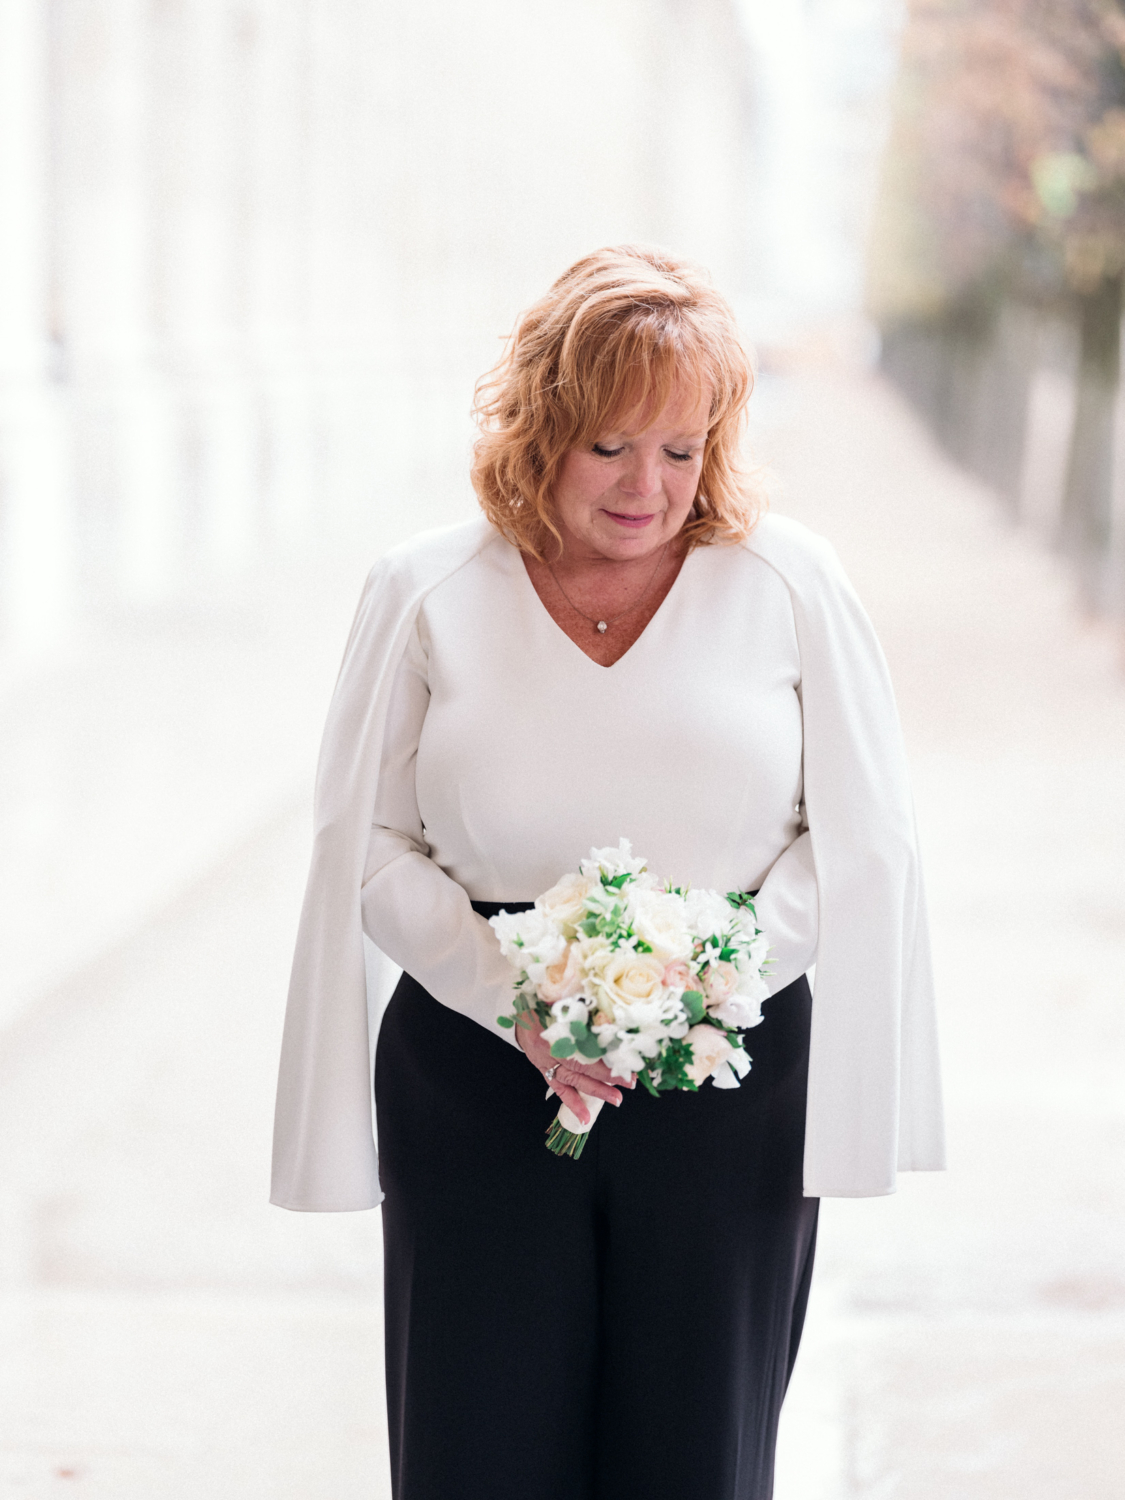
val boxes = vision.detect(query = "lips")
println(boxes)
[604,510,655,529]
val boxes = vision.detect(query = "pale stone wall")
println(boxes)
[0,0,753,666]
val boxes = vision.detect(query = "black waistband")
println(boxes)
[471,900,535,918]
[471,892,759,920]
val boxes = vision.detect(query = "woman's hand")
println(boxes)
[515,1013,635,1125]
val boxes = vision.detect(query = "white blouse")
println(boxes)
[271,514,945,1209]
[360,535,820,1045]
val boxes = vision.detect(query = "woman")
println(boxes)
[271,245,945,1499]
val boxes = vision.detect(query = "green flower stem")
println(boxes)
[545,1120,589,1158]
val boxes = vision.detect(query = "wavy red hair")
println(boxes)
[471,245,765,558]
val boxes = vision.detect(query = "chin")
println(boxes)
[599,534,664,560]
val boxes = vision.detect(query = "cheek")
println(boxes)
[553,456,604,527]
[667,461,703,504]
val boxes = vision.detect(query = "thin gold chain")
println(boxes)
[547,541,670,632]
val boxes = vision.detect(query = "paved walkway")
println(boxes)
[1,368,1123,1498]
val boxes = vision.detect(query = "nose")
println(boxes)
[619,449,662,501]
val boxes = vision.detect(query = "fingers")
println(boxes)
[565,1075,622,1108]
[554,1081,590,1125]
[518,1016,637,1091]
[552,1066,622,1109]
[566,1056,635,1090]
[584,1058,637,1089]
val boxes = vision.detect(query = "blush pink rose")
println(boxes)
[662,959,694,992]
[540,943,584,1003]
[703,961,739,1008]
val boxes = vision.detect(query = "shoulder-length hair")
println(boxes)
[471,244,765,559]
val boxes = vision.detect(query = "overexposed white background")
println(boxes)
[1,2,1122,1496]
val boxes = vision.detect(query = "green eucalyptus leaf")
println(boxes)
[682,989,706,1025]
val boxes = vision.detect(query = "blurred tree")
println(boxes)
[871,0,1125,610]
[867,0,1123,319]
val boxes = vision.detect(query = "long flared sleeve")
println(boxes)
[359,622,521,1042]
[270,517,499,1213]
[748,516,946,1196]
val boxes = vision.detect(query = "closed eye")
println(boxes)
[591,443,697,461]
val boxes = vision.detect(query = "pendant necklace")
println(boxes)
[547,541,670,634]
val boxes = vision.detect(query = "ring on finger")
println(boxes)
[543,1063,560,1084]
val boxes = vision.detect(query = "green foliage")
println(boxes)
[681,989,706,1025]
[639,1036,699,1095]
[639,1068,662,1098]
[577,896,633,946]
[725,891,758,913]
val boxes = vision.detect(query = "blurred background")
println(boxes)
[0,1,1123,1496]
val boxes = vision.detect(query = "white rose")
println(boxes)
[495,907,565,986]
[683,888,735,942]
[506,907,563,959]
[488,909,529,965]
[734,968,769,1003]
[584,947,666,1023]
[489,907,563,969]
[536,872,598,938]
[683,1023,734,1086]
[628,888,694,962]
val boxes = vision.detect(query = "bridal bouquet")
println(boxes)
[492,840,771,1158]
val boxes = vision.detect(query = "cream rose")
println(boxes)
[585,948,667,1023]
[536,871,598,937]
[683,1023,734,1086]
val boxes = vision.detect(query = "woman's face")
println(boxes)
[551,383,710,564]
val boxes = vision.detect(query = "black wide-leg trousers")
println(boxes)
[375,902,819,1500]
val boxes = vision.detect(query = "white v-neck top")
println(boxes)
[361,534,820,1040]
[274,513,943,1208]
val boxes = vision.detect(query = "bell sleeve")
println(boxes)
[750,515,946,1196]
[270,515,499,1213]
[359,621,522,1043]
